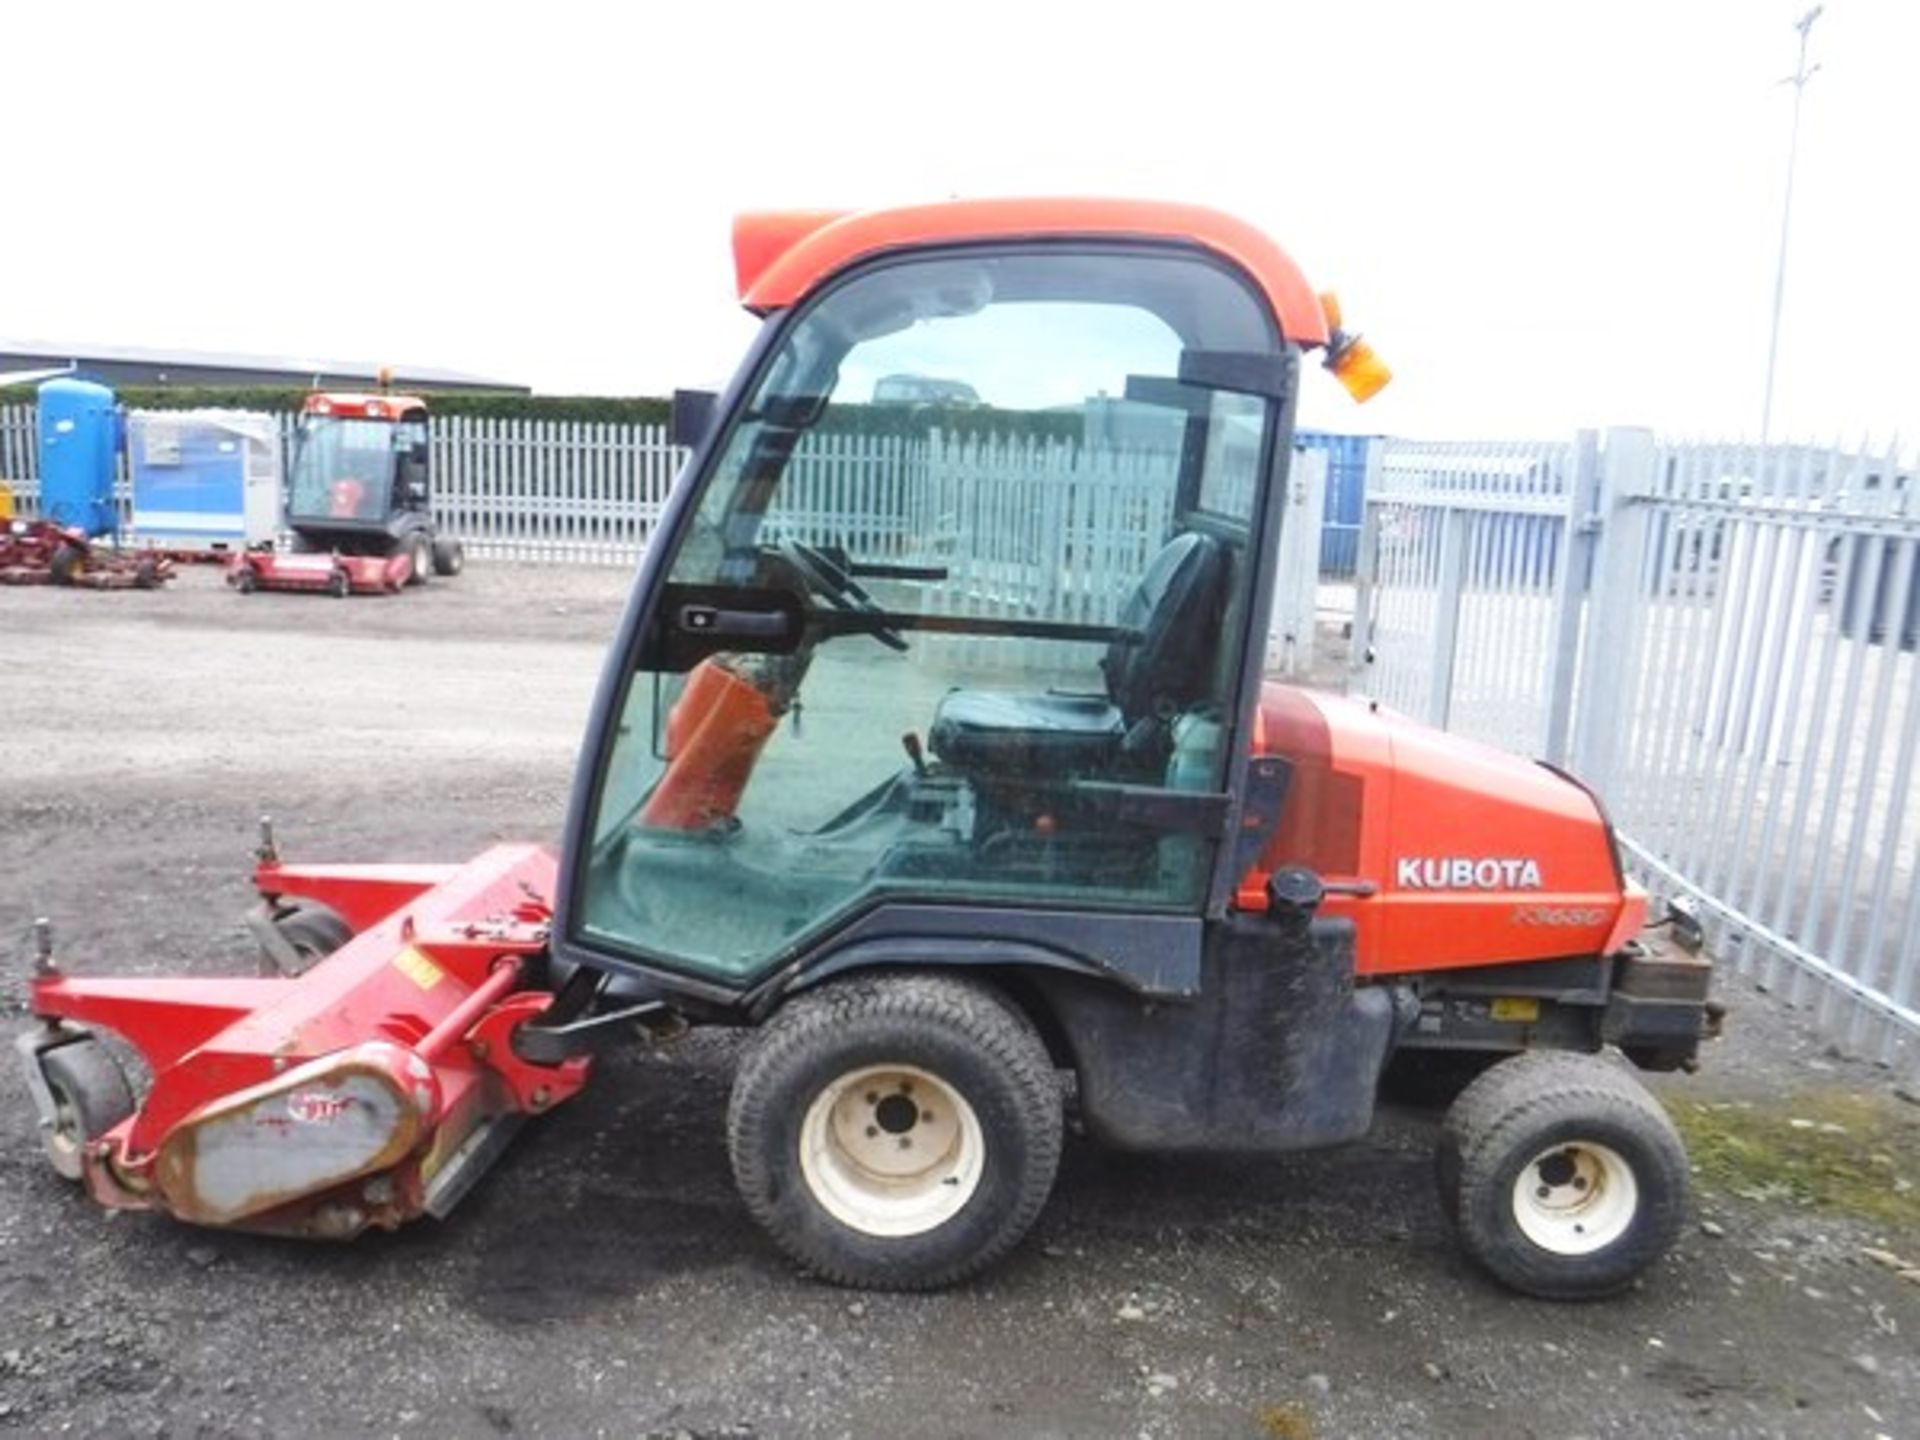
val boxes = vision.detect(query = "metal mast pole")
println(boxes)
[1760,5,1823,443]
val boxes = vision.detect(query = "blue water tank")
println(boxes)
[1297,430,1376,578]
[38,377,120,536]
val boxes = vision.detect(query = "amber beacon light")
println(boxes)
[1318,291,1391,403]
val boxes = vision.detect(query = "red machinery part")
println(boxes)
[640,658,782,830]
[304,392,429,421]
[227,549,412,596]
[25,845,585,1237]
[0,521,173,589]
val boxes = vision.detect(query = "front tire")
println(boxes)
[1437,1051,1688,1299]
[261,901,352,977]
[405,533,431,586]
[37,1038,135,1181]
[727,973,1062,1291]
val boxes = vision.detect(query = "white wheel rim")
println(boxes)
[44,1087,85,1170]
[799,1063,984,1238]
[1510,1140,1639,1256]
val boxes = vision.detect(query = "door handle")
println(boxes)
[677,604,793,640]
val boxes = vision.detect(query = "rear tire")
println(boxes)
[38,1038,135,1182]
[1437,1051,1688,1299]
[327,568,351,599]
[728,973,1062,1291]
[263,901,352,976]
[232,566,258,595]
[133,557,162,590]
[431,537,464,577]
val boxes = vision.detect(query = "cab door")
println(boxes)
[564,245,1295,987]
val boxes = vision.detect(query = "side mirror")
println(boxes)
[671,389,718,450]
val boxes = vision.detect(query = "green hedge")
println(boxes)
[0,385,672,424]
[0,385,1082,444]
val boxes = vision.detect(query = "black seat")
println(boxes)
[928,532,1228,775]
[925,689,1126,773]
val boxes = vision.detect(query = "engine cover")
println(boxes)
[1243,684,1637,976]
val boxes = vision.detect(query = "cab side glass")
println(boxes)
[578,248,1285,984]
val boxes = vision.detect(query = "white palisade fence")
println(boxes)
[0,402,1322,676]
[16,391,1917,1068]
[430,416,682,564]
[1356,429,1920,1074]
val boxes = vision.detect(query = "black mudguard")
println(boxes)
[1032,913,1398,1153]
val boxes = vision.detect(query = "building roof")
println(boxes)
[0,337,524,392]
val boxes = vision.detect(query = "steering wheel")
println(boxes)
[777,539,909,653]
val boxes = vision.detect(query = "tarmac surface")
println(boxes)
[2,563,1916,1439]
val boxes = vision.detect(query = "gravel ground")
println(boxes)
[2,563,1916,1440]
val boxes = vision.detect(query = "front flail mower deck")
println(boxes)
[226,548,412,597]
[18,841,590,1237]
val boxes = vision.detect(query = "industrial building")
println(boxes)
[0,338,526,394]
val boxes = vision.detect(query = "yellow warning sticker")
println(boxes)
[1490,997,1540,1023]
[393,947,446,992]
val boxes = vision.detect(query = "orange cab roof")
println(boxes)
[301,392,428,419]
[733,198,1331,348]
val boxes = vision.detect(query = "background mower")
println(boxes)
[0,518,171,589]
[227,390,463,597]
[20,198,1715,1300]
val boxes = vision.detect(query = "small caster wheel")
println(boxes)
[33,1037,135,1182]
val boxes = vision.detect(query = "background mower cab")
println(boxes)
[227,392,464,597]
[24,198,1715,1301]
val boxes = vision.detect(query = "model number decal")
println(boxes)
[286,1092,352,1125]
[1511,905,1608,927]
[1396,857,1543,890]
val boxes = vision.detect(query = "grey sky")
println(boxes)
[9,1,1914,444]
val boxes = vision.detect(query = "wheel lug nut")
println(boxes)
[898,1137,911,1150]
[1536,1186,1551,1200]
[865,1092,878,1105]
[865,1126,878,1138]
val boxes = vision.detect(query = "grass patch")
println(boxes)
[1255,1402,1316,1440]
[1671,1088,1920,1233]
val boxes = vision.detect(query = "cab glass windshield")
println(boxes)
[289,417,397,521]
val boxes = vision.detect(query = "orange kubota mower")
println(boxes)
[19,199,1716,1299]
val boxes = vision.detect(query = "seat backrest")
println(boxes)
[1101,531,1228,721]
